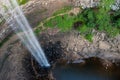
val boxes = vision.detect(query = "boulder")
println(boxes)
[99,41,111,50]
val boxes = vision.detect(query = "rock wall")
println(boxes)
[39,29,120,63]
[73,0,99,8]
[0,24,13,43]
[73,0,120,10]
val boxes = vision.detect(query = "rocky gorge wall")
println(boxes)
[39,29,120,64]
[1,28,120,80]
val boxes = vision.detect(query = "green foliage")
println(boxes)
[17,0,29,5]
[85,34,93,42]
[42,0,120,42]
[105,26,119,37]
[100,0,115,11]
[44,14,76,32]
[111,10,120,28]
[76,9,96,28]
[34,28,41,35]
[76,0,120,37]
[53,6,72,16]
[95,0,117,32]
[77,25,92,34]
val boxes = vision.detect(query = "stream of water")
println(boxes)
[0,0,50,67]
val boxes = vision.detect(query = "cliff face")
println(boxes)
[73,0,99,8]
[73,0,120,10]
[39,29,120,62]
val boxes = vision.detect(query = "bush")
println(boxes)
[34,28,41,35]
[85,34,93,42]
[17,0,29,5]
[44,14,76,32]
[111,10,120,28]
[75,0,120,37]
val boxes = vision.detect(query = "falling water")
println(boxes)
[0,0,50,67]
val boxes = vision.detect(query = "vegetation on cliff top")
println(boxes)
[36,0,120,42]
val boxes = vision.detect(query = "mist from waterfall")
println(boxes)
[0,0,50,67]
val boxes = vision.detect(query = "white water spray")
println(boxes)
[0,0,50,67]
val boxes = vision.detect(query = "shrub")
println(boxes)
[34,28,41,35]
[76,0,120,37]
[85,34,93,42]
[17,0,29,5]
[44,14,76,32]
[111,10,120,28]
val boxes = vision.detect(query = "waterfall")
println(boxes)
[0,0,50,67]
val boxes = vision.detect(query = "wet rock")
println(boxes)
[72,59,85,64]
[101,60,113,70]
[43,41,64,65]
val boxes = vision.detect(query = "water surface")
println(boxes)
[53,58,120,80]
